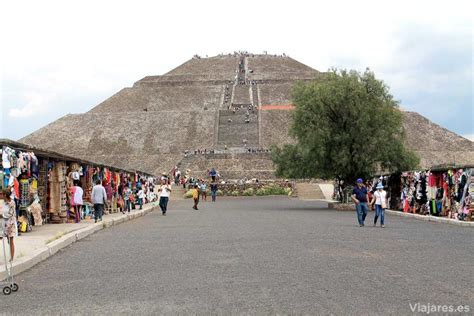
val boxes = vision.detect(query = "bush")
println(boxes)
[243,188,255,196]
[256,188,266,196]
[216,190,224,196]
[231,190,240,196]
[184,190,194,199]
[262,184,286,195]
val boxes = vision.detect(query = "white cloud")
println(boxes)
[1,0,472,139]
[8,92,54,118]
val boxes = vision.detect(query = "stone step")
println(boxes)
[295,183,326,200]
[170,184,187,200]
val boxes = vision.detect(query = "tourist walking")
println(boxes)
[200,180,207,201]
[210,168,217,182]
[123,185,132,213]
[2,189,17,261]
[210,181,218,202]
[371,183,387,227]
[158,179,171,215]
[352,178,369,227]
[91,179,107,223]
[137,187,145,210]
[192,184,199,210]
[175,169,181,185]
[71,181,83,223]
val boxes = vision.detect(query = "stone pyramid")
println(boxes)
[20,53,473,177]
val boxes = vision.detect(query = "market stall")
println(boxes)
[1,139,155,231]
[382,166,473,221]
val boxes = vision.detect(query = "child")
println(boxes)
[192,184,199,210]
[371,183,387,227]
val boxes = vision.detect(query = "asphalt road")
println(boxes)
[2,197,473,315]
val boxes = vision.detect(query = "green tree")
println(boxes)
[272,69,419,200]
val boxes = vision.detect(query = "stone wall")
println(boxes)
[259,83,293,105]
[90,85,223,113]
[179,152,275,180]
[260,110,296,148]
[206,181,295,196]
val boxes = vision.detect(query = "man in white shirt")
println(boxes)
[158,179,171,215]
[137,188,145,210]
[91,179,107,223]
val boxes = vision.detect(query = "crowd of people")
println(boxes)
[87,177,156,222]
[185,147,271,156]
[231,104,257,114]
[170,166,220,211]
[224,85,231,104]
[245,148,271,154]
[1,173,163,262]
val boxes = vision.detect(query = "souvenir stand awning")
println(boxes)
[1,139,155,225]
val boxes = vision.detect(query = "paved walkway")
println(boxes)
[1,203,157,268]
[1,197,473,314]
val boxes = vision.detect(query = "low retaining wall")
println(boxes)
[385,210,473,227]
[208,181,294,196]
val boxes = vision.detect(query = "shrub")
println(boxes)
[251,184,287,196]
[231,190,240,196]
[243,188,255,196]
[262,184,286,195]
[216,190,224,196]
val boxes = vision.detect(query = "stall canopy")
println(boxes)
[0,139,155,178]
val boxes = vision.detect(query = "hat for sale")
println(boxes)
[72,171,80,180]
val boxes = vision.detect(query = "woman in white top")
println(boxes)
[371,182,387,227]
[72,181,84,223]
[2,188,17,261]
[158,178,171,215]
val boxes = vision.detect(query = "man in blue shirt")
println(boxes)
[352,178,369,227]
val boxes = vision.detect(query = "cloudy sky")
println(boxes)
[1,0,472,140]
